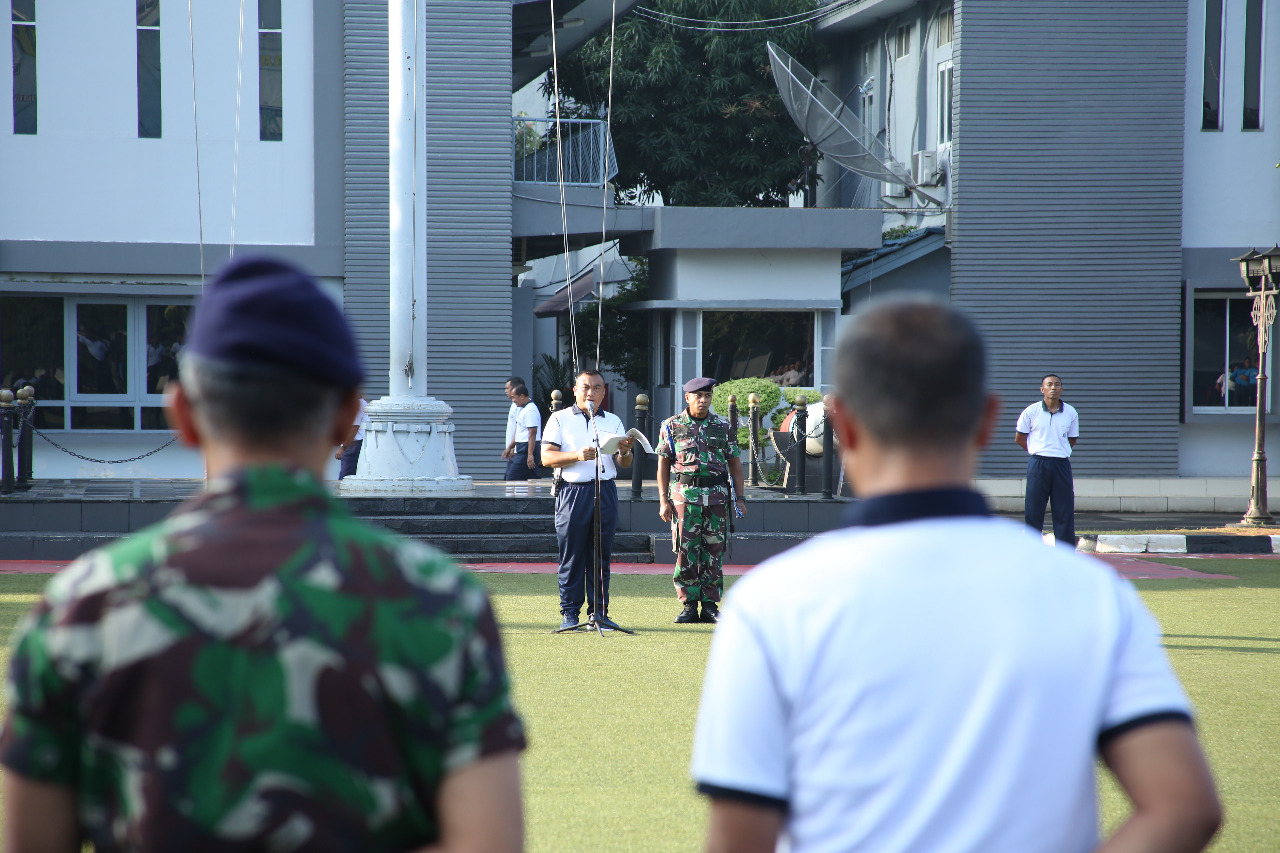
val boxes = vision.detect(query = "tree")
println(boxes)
[572,257,651,391]
[548,1,825,207]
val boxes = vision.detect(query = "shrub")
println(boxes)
[711,378,782,426]
[781,387,821,407]
[736,426,771,449]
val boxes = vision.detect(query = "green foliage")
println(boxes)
[736,425,770,448]
[570,257,651,392]
[881,225,919,242]
[549,1,827,207]
[781,387,821,407]
[532,353,576,423]
[711,377,781,425]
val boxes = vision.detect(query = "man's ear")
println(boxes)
[827,396,860,452]
[164,381,203,447]
[973,393,1001,450]
[331,389,361,447]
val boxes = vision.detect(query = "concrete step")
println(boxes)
[344,497,554,516]
[365,514,556,535]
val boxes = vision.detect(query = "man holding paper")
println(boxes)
[541,370,633,631]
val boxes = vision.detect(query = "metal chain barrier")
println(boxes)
[19,406,180,465]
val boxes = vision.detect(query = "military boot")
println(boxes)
[674,602,700,624]
[700,602,720,623]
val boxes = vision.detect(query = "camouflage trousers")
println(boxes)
[672,499,729,603]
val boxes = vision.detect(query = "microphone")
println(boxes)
[585,400,595,415]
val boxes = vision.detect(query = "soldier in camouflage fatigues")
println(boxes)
[658,377,746,624]
[0,257,525,853]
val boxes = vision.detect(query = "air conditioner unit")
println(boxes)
[912,150,939,186]
[883,180,910,198]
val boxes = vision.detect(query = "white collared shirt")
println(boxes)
[504,401,518,446]
[513,401,542,443]
[1016,400,1079,457]
[543,405,626,483]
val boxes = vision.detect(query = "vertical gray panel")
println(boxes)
[343,1,391,399]
[950,0,1186,476]
[425,0,513,478]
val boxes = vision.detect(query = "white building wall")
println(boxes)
[1183,0,1280,248]
[671,249,841,302]
[1,0,314,246]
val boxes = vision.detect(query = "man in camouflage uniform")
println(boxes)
[658,377,747,624]
[0,257,526,853]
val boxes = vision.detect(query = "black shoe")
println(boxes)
[675,602,700,624]
[558,611,580,631]
[590,613,620,631]
[700,602,720,624]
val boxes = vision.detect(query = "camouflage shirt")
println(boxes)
[0,465,525,853]
[657,410,741,507]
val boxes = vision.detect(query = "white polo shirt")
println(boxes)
[692,489,1191,853]
[512,401,542,443]
[353,398,370,442]
[543,405,626,483]
[1016,400,1079,458]
[504,401,518,446]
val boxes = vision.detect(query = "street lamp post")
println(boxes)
[1233,246,1280,525]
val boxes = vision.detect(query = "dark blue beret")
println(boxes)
[186,256,365,389]
[683,377,716,394]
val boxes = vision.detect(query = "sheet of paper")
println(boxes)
[598,428,655,455]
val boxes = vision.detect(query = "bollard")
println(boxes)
[1,390,14,495]
[631,393,649,500]
[794,395,808,495]
[16,386,34,489]
[549,390,564,497]
[747,392,761,486]
[821,393,834,500]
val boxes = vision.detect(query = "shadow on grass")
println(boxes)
[1134,558,1280,590]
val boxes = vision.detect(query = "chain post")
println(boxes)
[747,393,761,486]
[1,390,14,495]
[631,393,649,501]
[16,386,34,488]
[821,393,834,500]
[549,389,563,414]
[794,395,808,496]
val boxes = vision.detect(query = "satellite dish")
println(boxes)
[767,42,943,206]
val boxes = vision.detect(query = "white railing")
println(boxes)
[513,118,619,186]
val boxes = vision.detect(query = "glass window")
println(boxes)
[1242,0,1263,130]
[1201,0,1224,130]
[1,295,64,397]
[140,407,169,430]
[259,0,282,141]
[936,6,953,46]
[938,63,954,145]
[72,407,135,430]
[11,0,36,134]
[702,311,815,387]
[894,24,911,60]
[75,303,129,396]
[145,303,187,394]
[1192,296,1270,410]
[137,2,161,139]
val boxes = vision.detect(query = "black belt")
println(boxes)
[675,473,727,487]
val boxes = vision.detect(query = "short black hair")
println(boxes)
[506,376,525,387]
[512,384,530,398]
[180,353,344,447]
[835,296,987,450]
[576,370,604,383]
[1041,373,1062,385]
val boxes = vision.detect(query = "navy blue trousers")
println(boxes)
[338,440,362,479]
[555,479,617,616]
[504,442,539,480]
[1025,455,1075,544]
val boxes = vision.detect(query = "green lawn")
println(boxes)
[0,562,1275,852]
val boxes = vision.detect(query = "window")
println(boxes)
[860,43,876,124]
[11,0,35,134]
[936,6,953,46]
[259,0,282,141]
[938,62,954,146]
[137,0,161,138]
[702,311,815,388]
[1201,0,1224,130]
[1243,0,1263,130]
[894,24,912,60]
[0,295,191,430]
[1192,295,1271,411]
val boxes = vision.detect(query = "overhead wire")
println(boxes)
[185,0,206,286]
[229,0,246,260]
[547,0,580,374]
[632,0,863,32]
[596,0,619,369]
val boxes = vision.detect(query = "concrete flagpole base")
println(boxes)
[338,396,474,494]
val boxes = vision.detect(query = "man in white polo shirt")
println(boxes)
[541,370,632,631]
[691,298,1220,853]
[1017,373,1079,545]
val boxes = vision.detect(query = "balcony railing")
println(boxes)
[513,117,619,187]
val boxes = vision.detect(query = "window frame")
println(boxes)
[894,24,912,61]
[936,5,954,47]
[937,61,954,148]
[1201,0,1225,131]
[11,0,37,135]
[1190,291,1273,415]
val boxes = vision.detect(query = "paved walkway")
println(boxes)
[1,555,1250,580]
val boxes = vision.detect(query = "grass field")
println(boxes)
[0,559,1276,852]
